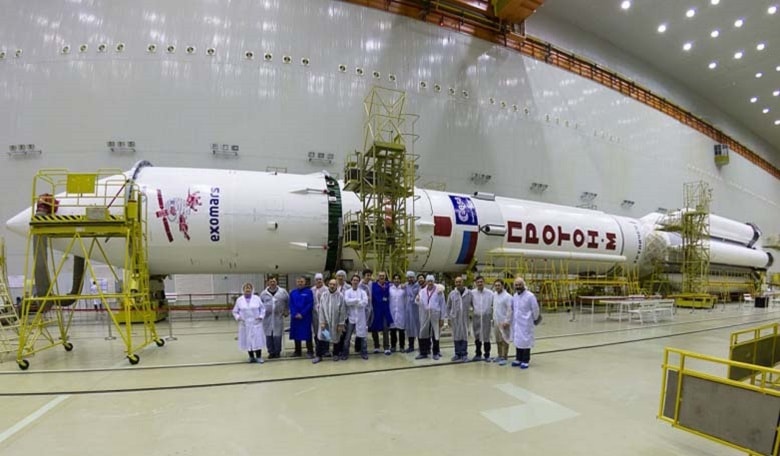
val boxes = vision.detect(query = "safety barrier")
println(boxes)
[659,348,780,456]
[729,323,780,384]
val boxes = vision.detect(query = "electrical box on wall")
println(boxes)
[714,144,730,166]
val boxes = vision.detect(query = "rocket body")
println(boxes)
[5,163,772,278]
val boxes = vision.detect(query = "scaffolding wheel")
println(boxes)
[154,338,165,347]
[127,354,140,365]
[63,342,74,351]
[18,359,30,370]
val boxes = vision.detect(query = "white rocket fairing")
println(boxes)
[5,162,773,281]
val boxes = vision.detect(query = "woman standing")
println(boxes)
[232,282,266,363]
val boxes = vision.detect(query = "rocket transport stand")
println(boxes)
[15,169,163,370]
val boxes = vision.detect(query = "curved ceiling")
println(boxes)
[535,0,780,156]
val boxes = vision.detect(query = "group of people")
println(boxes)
[231,270,541,369]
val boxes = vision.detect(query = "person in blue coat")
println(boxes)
[289,276,314,358]
[369,271,393,355]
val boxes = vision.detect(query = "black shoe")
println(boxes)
[292,351,302,357]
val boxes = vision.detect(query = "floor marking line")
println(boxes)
[0,395,70,444]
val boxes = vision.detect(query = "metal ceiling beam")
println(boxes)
[340,0,780,180]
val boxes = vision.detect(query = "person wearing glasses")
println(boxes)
[510,278,540,369]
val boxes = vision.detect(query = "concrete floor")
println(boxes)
[0,303,777,455]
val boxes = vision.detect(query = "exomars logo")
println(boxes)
[507,221,617,250]
[208,187,220,242]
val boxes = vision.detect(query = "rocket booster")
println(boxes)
[5,162,773,276]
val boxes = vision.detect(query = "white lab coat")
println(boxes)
[344,287,369,337]
[418,285,445,339]
[389,285,406,330]
[232,294,266,351]
[492,290,512,343]
[471,287,494,342]
[511,290,540,349]
[447,288,471,341]
[318,290,346,341]
[260,287,289,337]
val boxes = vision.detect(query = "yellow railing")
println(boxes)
[659,347,780,456]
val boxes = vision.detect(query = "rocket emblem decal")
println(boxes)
[449,196,478,226]
[155,189,202,242]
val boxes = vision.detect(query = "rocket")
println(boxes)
[5,161,773,285]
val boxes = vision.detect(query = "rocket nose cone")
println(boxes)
[6,208,30,238]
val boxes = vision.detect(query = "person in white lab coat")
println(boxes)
[232,282,266,363]
[470,276,494,362]
[389,274,406,352]
[492,279,512,366]
[342,274,369,360]
[313,279,346,364]
[510,277,540,369]
[311,273,328,355]
[416,275,445,360]
[447,276,471,362]
[402,272,421,353]
[260,276,289,359]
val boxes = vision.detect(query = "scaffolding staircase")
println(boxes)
[15,169,162,370]
[0,237,20,360]
[343,86,419,276]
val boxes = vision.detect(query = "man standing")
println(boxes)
[313,279,346,364]
[470,276,494,362]
[388,274,406,352]
[492,279,512,366]
[370,272,393,355]
[510,277,540,369]
[289,276,314,358]
[260,276,289,359]
[402,272,421,353]
[447,276,471,362]
[342,274,369,360]
[417,275,445,360]
[311,273,328,354]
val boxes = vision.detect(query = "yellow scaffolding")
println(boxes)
[0,237,20,360]
[343,86,419,276]
[15,169,162,370]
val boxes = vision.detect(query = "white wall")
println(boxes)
[1,0,777,291]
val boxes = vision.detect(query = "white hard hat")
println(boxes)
[314,273,323,280]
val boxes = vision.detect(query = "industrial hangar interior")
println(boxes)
[1,0,779,454]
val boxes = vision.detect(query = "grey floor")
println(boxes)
[0,302,777,455]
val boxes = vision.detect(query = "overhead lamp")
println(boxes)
[734,51,743,59]
[470,172,492,185]
[108,140,136,154]
[762,108,770,114]
[775,120,780,126]
[8,143,42,157]
[769,5,777,14]
[711,0,720,4]
[710,30,719,38]
[212,143,239,157]
[620,1,631,10]
[756,72,763,78]
[682,42,693,51]
[686,8,695,18]
[734,18,744,27]
[757,43,766,51]
[708,61,717,69]
[657,24,667,33]
[773,90,779,96]
[750,97,758,103]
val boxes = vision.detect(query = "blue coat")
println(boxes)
[369,281,393,331]
[289,287,313,341]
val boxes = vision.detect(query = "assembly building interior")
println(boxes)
[1,1,779,455]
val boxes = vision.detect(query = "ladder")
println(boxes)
[0,237,20,359]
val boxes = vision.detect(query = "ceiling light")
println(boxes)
[683,42,693,51]
[708,61,717,69]
[734,18,744,27]
[710,30,719,37]
[763,108,770,114]
[777,66,780,72]
[711,0,720,4]
[774,90,780,96]
[757,43,766,51]
[775,120,780,125]
[756,72,763,78]
[657,23,667,33]
[734,51,743,59]
[750,97,758,103]
[769,5,777,14]
[686,8,696,18]
[621,1,631,10]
